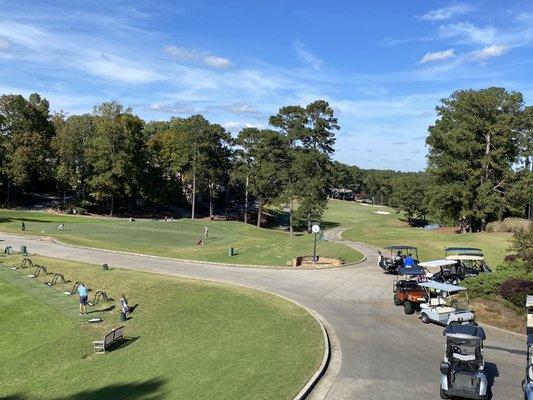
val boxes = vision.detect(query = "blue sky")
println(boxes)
[0,1,532,171]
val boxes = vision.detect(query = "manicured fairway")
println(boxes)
[323,199,511,266]
[0,254,323,400]
[0,209,363,266]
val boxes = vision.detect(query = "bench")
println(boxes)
[92,326,125,354]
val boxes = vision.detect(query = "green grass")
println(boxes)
[0,254,323,400]
[0,209,362,266]
[323,199,511,266]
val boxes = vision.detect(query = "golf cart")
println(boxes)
[418,281,476,326]
[393,266,428,314]
[523,296,533,399]
[378,245,419,274]
[445,254,492,277]
[420,259,464,285]
[440,324,488,399]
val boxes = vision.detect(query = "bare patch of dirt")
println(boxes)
[435,226,461,234]
[471,298,525,334]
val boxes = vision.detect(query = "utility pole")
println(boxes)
[191,142,196,220]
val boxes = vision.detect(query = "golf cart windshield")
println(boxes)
[446,291,470,312]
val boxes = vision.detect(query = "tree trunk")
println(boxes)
[224,187,229,218]
[191,149,196,220]
[289,199,294,236]
[380,192,384,206]
[209,184,214,218]
[110,197,114,216]
[244,174,249,224]
[6,181,11,203]
[256,197,262,227]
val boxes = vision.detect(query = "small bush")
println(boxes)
[486,218,531,233]
[464,260,530,300]
[500,278,533,308]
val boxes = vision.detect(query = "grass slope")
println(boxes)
[323,199,511,266]
[0,209,362,266]
[0,254,323,400]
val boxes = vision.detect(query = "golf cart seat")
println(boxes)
[428,297,447,306]
[397,280,420,289]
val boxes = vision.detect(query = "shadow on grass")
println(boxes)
[0,217,60,224]
[3,378,166,400]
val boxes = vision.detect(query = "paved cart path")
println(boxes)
[0,230,524,400]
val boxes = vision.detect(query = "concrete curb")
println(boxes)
[0,231,366,270]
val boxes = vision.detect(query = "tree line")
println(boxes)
[0,94,340,234]
[0,87,531,232]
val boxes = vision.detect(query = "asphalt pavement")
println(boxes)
[0,230,525,400]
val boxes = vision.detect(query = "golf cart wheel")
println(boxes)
[393,294,402,306]
[403,301,414,315]
[420,313,430,324]
[439,388,449,399]
[470,320,478,326]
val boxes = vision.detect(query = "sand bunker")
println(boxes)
[372,211,391,215]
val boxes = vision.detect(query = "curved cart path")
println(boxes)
[0,231,524,400]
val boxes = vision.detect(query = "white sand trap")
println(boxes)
[373,211,391,215]
[361,203,370,206]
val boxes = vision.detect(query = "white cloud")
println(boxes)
[143,101,196,114]
[438,22,498,45]
[222,102,258,114]
[293,40,323,70]
[0,37,9,50]
[420,4,472,21]
[164,45,200,60]
[165,45,232,68]
[420,49,455,64]
[222,121,258,132]
[469,44,509,61]
[204,55,232,68]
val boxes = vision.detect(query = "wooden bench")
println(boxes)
[92,326,125,354]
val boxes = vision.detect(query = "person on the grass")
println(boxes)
[21,222,25,231]
[404,253,415,267]
[119,294,130,317]
[204,226,209,239]
[78,283,88,315]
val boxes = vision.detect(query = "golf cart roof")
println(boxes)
[444,247,483,255]
[443,324,486,340]
[419,281,466,292]
[398,266,425,276]
[445,255,484,261]
[385,245,418,250]
[418,259,457,268]
[527,295,533,308]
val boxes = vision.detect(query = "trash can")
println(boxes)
[228,247,234,256]
[19,245,27,255]
[4,246,12,254]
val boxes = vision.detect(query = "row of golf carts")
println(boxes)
[378,245,492,399]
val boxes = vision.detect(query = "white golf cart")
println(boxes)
[418,280,476,326]
[523,296,533,399]
[440,324,488,399]
[420,259,465,285]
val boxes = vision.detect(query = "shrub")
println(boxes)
[500,278,533,308]
[464,260,530,300]
[486,217,531,233]
[508,226,533,273]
